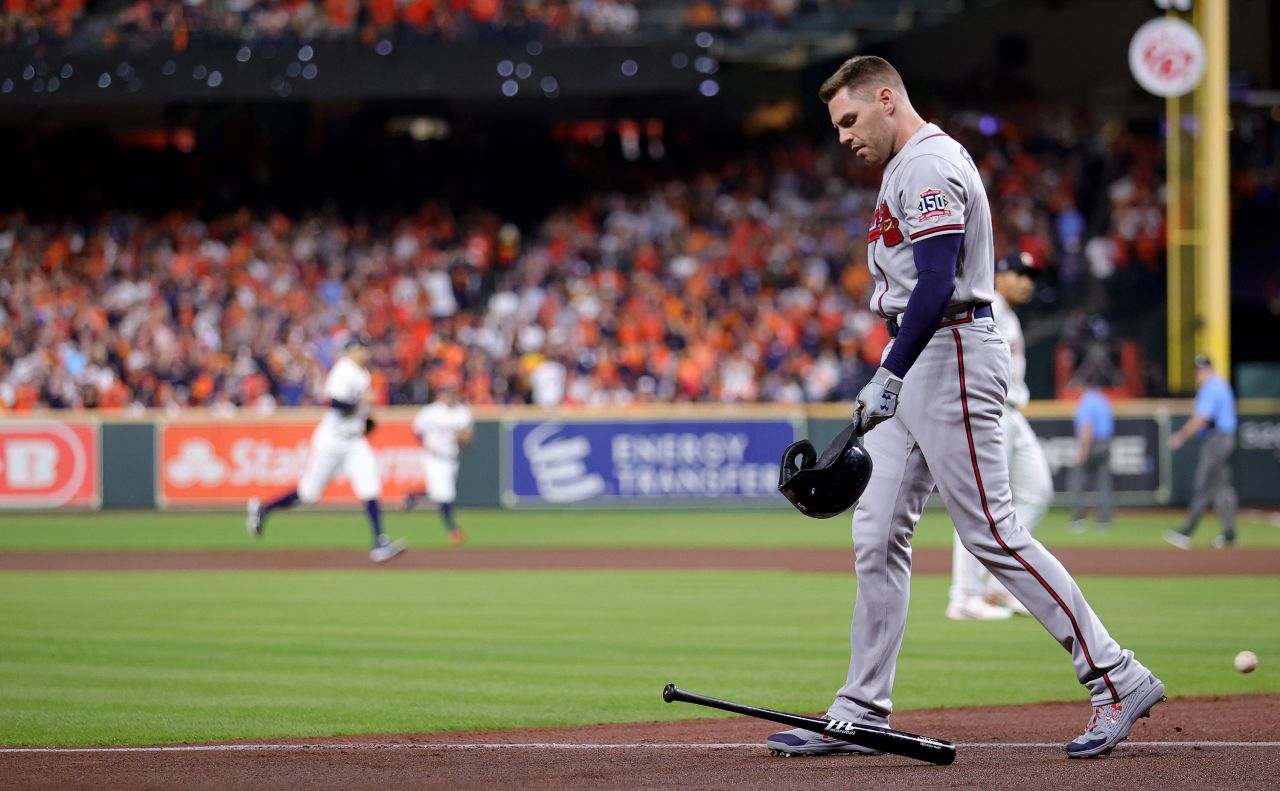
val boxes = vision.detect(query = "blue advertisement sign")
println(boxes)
[504,419,799,505]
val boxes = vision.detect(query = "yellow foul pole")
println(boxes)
[1165,8,1191,393]
[1192,0,1231,378]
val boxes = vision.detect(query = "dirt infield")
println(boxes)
[3,695,1277,790]
[5,546,1280,575]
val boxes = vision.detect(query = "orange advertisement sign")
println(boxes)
[159,421,426,507]
[0,421,99,509]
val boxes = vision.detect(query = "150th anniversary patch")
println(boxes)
[917,187,952,221]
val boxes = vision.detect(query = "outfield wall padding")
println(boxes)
[3,402,1278,510]
[101,423,156,510]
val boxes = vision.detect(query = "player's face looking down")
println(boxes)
[996,270,1035,306]
[827,84,896,166]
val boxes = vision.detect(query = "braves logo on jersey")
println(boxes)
[917,188,952,221]
[868,201,904,247]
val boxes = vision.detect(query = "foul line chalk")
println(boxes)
[2,741,1279,754]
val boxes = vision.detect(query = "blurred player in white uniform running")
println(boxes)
[406,382,474,546]
[246,338,405,563]
[947,251,1054,619]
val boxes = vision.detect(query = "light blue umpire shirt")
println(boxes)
[1194,374,1237,435]
[1074,388,1115,441]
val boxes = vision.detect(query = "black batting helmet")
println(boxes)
[778,422,873,519]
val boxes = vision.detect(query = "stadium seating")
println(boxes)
[0,105,1183,411]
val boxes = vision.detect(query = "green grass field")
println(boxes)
[0,508,1276,746]
[1,507,1276,551]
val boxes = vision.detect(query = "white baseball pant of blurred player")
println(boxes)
[947,251,1054,620]
[405,382,474,546]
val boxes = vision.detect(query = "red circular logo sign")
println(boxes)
[1129,17,1206,97]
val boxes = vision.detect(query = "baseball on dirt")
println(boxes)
[1234,650,1258,673]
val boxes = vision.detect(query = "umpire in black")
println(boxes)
[1164,355,1238,549]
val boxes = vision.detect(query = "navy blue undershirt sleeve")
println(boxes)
[881,233,962,378]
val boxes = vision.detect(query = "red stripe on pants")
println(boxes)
[951,328,1118,703]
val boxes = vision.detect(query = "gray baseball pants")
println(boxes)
[949,406,1054,608]
[1069,440,1113,526]
[1176,432,1237,542]
[828,318,1151,726]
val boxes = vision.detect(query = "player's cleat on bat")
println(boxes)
[246,498,264,538]
[370,538,407,563]
[766,726,882,756]
[1065,674,1166,759]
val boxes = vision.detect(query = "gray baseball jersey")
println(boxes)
[866,123,996,319]
[992,293,1030,409]
[828,122,1152,728]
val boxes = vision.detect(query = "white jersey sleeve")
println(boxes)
[992,293,1030,410]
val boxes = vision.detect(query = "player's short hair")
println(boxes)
[819,55,906,103]
[344,333,372,351]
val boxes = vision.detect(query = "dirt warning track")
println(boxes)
[4,546,1280,575]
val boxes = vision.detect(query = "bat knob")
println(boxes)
[662,683,678,703]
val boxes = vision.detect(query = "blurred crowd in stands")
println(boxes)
[1,0,85,44]
[0,104,1181,412]
[2,0,847,49]
[104,0,642,47]
[2,0,639,48]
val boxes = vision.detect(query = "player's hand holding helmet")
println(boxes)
[778,423,873,518]
[854,367,903,433]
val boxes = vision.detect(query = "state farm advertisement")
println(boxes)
[0,421,99,509]
[159,421,426,507]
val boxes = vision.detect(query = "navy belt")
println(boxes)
[886,303,992,339]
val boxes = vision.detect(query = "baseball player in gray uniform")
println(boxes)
[947,251,1054,620]
[766,56,1163,760]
